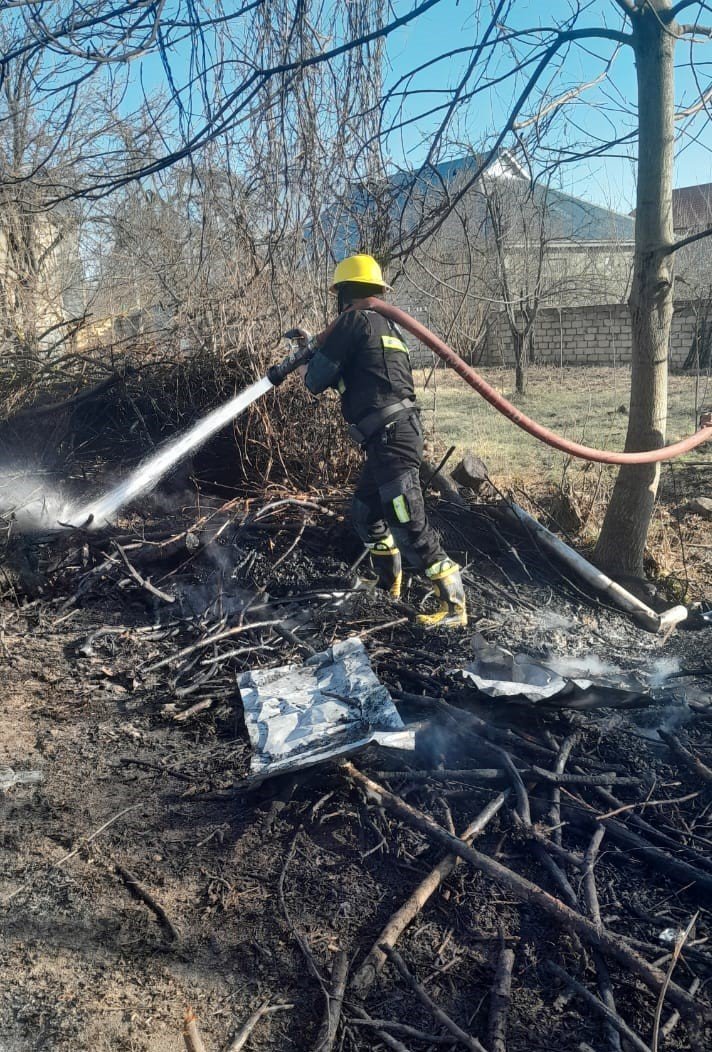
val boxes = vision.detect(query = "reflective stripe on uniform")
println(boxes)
[392,495,410,523]
[381,334,409,354]
[425,558,458,580]
[367,533,397,553]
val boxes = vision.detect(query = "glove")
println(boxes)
[283,327,312,345]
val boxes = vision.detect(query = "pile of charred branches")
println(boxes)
[1,487,711,1052]
[0,343,360,501]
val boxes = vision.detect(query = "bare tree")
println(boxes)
[480,172,548,395]
[3,1,712,573]
[375,2,712,577]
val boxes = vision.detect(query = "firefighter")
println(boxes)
[302,253,467,629]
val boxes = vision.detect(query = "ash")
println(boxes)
[0,486,710,1052]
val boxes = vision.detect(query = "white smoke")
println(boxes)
[545,653,622,680]
[0,471,73,532]
[648,656,682,688]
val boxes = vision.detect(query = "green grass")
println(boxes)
[415,363,712,485]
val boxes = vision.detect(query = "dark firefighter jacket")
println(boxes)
[304,307,416,426]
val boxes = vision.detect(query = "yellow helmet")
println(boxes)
[330,254,390,292]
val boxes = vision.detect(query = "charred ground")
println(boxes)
[0,479,710,1052]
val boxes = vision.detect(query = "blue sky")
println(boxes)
[124,0,712,216]
[381,0,712,211]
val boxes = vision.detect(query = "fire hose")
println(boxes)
[269,301,712,465]
[353,299,712,465]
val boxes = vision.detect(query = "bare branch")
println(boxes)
[670,0,712,15]
[667,224,712,253]
[677,22,712,36]
[392,25,632,259]
[514,59,617,131]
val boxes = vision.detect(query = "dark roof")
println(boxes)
[324,155,634,256]
[673,183,712,231]
[529,184,634,242]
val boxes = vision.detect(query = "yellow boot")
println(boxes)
[417,559,467,629]
[367,536,403,598]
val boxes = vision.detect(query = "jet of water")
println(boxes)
[68,376,274,528]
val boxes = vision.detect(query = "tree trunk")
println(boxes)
[594,3,675,576]
[513,331,527,395]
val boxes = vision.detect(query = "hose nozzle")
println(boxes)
[267,331,317,386]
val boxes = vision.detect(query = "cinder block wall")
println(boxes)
[478,302,700,368]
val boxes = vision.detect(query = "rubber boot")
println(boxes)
[367,537,403,598]
[417,559,467,629]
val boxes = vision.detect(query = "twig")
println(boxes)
[422,444,457,492]
[270,517,308,574]
[546,963,652,1052]
[314,950,349,1052]
[114,542,176,603]
[660,978,702,1040]
[3,803,142,905]
[488,944,515,1052]
[348,1006,414,1052]
[358,616,409,637]
[581,826,605,930]
[249,498,339,522]
[183,1008,209,1052]
[341,762,702,1021]
[571,800,712,896]
[145,620,281,672]
[651,914,698,1052]
[225,1002,294,1052]
[489,745,530,824]
[580,777,712,872]
[658,730,712,784]
[371,768,637,787]
[383,946,488,1052]
[273,622,318,656]
[533,843,578,908]
[505,749,579,910]
[56,804,143,867]
[595,791,700,821]
[582,828,621,1052]
[114,862,181,942]
[349,1015,454,1044]
[173,697,215,722]
[277,831,328,997]
[532,767,627,787]
[547,733,578,847]
[351,791,508,996]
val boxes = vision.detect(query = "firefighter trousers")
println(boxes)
[351,410,447,571]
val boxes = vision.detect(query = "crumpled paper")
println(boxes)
[238,635,414,778]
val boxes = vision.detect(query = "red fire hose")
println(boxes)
[332,298,712,466]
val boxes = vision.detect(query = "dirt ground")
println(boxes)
[1,492,711,1052]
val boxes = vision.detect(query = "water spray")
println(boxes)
[5,302,710,534]
[59,333,315,530]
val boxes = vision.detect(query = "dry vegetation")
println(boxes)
[418,365,711,600]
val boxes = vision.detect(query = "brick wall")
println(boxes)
[479,302,701,369]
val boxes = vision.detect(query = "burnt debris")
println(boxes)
[0,488,710,1051]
